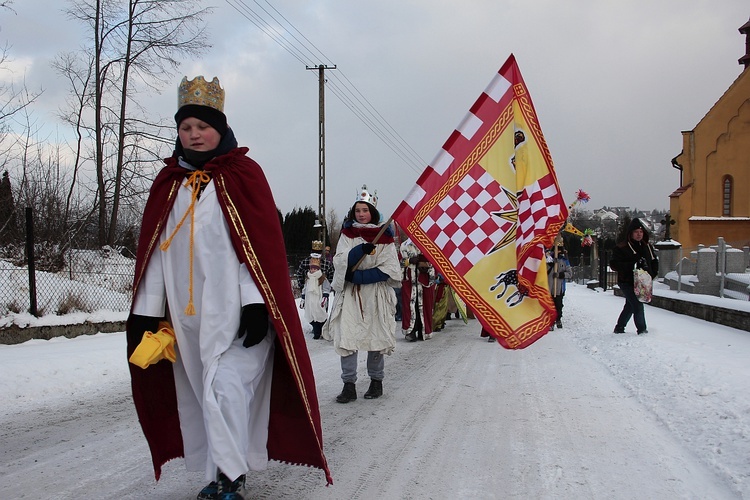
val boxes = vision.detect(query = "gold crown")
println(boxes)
[311,240,324,251]
[178,76,225,112]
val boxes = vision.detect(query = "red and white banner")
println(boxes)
[392,54,567,349]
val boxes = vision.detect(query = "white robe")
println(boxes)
[399,239,435,334]
[303,269,331,324]
[323,223,402,356]
[133,179,275,481]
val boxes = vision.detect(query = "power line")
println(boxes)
[223,0,428,174]
[224,0,310,65]
[328,71,426,169]
[324,77,424,170]
[258,0,335,67]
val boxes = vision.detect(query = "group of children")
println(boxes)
[126,73,655,500]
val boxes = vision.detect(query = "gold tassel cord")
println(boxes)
[159,170,212,316]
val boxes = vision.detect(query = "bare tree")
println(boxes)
[326,207,341,251]
[64,0,212,246]
[0,47,44,155]
[52,52,95,227]
[6,101,96,268]
[0,2,39,131]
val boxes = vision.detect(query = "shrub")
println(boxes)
[57,292,89,315]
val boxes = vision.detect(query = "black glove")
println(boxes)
[127,314,160,348]
[237,304,269,348]
[636,257,647,270]
[361,242,376,255]
[557,272,566,279]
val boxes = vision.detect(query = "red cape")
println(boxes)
[127,148,332,484]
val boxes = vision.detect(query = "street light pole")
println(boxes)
[306,63,336,259]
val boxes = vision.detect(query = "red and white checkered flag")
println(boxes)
[393,54,567,349]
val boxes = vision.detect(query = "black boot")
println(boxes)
[216,472,246,499]
[196,480,218,500]
[336,382,357,403]
[406,328,421,342]
[407,328,423,341]
[363,379,383,399]
[311,321,323,339]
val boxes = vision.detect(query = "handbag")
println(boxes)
[634,267,653,303]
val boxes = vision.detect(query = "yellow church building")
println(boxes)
[669,16,750,249]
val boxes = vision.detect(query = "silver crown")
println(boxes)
[355,184,378,207]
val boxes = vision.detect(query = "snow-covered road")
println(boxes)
[1,284,747,499]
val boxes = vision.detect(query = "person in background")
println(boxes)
[445,287,459,321]
[126,75,331,499]
[298,240,332,340]
[480,326,496,343]
[324,186,401,403]
[609,218,659,335]
[296,240,335,295]
[400,238,436,341]
[325,245,333,265]
[432,273,449,332]
[393,286,403,322]
[547,244,572,330]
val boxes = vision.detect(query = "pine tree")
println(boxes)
[282,206,318,259]
[0,171,18,244]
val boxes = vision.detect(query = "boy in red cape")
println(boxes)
[126,76,331,499]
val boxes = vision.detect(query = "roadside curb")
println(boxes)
[613,287,750,332]
[0,321,126,345]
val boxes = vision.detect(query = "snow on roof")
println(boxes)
[689,216,750,221]
[595,210,619,220]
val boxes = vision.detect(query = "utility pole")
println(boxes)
[306,64,336,258]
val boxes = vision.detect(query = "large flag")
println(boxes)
[392,54,567,349]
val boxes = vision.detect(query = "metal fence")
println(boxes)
[5,238,746,318]
[1,248,311,317]
[570,264,617,289]
[0,248,135,317]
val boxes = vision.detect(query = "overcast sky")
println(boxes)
[2,0,748,221]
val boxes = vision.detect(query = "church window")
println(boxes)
[722,176,732,216]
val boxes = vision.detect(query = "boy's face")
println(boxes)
[178,117,221,152]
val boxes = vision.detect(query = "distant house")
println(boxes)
[594,209,618,222]
[669,16,750,249]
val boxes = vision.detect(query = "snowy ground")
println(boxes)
[0,283,748,499]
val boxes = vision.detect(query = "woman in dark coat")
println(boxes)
[609,218,659,334]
